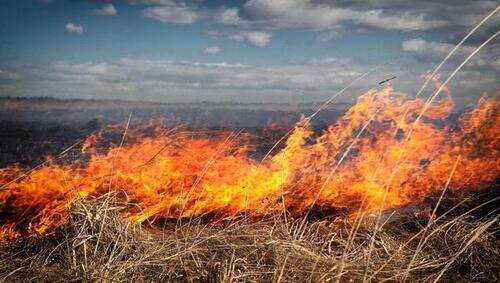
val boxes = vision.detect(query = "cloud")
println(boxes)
[402,38,499,71]
[131,0,497,39]
[0,58,380,103]
[133,0,497,43]
[203,46,221,55]
[401,38,465,61]
[1,56,496,105]
[228,31,272,47]
[134,1,205,24]
[140,5,199,24]
[65,23,84,34]
[216,0,497,33]
[341,0,498,31]
[130,0,188,4]
[309,57,351,66]
[0,69,22,81]
[217,0,446,32]
[93,4,117,16]
[318,30,339,42]
[215,7,242,25]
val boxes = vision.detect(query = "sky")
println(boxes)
[0,0,498,106]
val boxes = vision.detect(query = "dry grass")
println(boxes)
[0,192,498,283]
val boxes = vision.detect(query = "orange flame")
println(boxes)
[0,85,498,240]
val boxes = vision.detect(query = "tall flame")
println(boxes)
[0,84,498,240]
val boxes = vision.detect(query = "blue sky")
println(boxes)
[0,0,498,105]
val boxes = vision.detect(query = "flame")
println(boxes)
[1,85,498,240]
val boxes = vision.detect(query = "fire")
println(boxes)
[0,84,498,240]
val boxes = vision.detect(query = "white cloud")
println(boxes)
[0,69,22,80]
[402,38,455,61]
[217,0,447,32]
[215,7,242,25]
[2,58,376,102]
[353,9,445,31]
[131,0,496,37]
[140,5,199,24]
[229,31,272,47]
[93,4,117,16]
[132,0,497,42]
[401,38,479,60]
[318,30,339,42]
[203,46,221,55]
[402,38,499,71]
[65,23,84,34]
[216,0,499,34]
[1,57,497,106]
[343,0,498,30]
[309,57,351,66]
[130,0,182,4]
[228,34,245,42]
[246,31,272,47]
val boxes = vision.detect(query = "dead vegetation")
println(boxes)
[1,192,498,283]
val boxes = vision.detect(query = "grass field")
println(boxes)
[1,190,498,282]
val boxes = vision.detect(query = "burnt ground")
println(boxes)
[0,97,345,167]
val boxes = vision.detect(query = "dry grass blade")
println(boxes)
[1,191,498,282]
